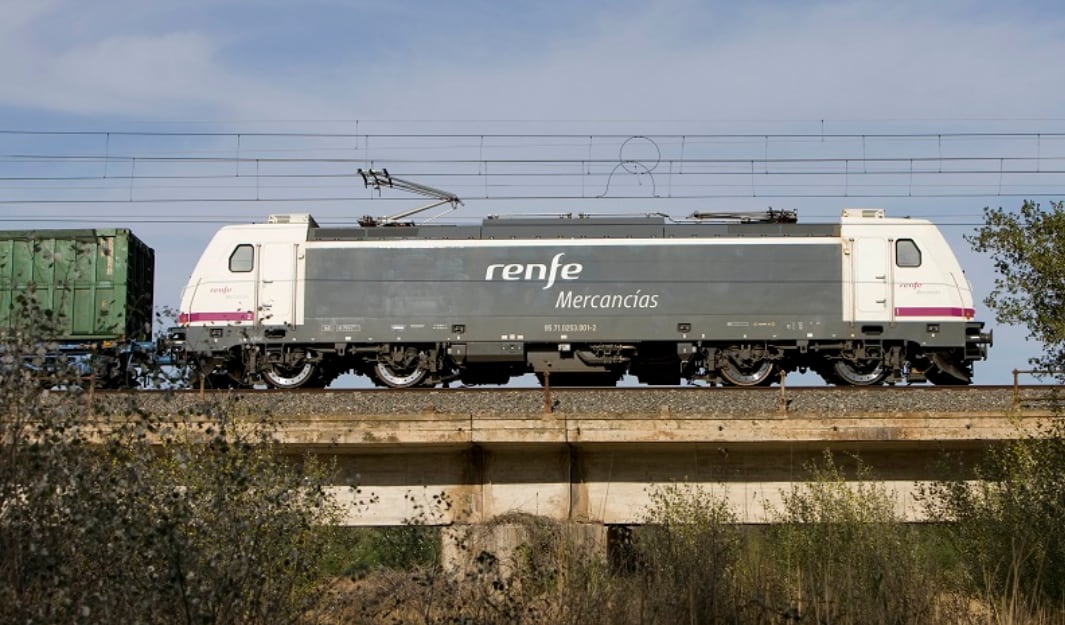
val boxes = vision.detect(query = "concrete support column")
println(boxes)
[440,520,608,577]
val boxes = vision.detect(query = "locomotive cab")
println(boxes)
[839,208,987,384]
[177,215,315,387]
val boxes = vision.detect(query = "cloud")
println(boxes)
[47,32,223,116]
[3,1,1064,123]
[0,5,226,116]
[0,1,323,118]
[345,1,1065,122]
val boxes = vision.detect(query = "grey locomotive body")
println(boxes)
[175,210,990,388]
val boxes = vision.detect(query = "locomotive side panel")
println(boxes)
[301,239,844,345]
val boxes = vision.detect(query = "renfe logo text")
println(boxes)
[484,252,583,290]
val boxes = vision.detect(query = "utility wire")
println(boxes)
[5,129,1065,139]
[2,129,1062,210]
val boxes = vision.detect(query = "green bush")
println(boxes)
[0,301,342,625]
[924,417,1065,619]
[321,526,440,577]
[769,451,941,625]
[636,483,743,625]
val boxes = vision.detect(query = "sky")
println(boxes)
[3,0,1065,385]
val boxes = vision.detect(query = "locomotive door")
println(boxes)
[257,242,298,326]
[853,238,889,320]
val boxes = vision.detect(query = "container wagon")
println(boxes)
[0,228,155,387]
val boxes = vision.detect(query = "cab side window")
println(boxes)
[229,244,254,272]
[896,239,921,267]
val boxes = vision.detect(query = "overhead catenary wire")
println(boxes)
[2,127,1063,220]
[6,128,1065,139]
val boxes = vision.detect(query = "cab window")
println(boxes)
[896,239,921,267]
[229,244,254,272]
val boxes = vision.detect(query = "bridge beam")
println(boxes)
[315,439,991,525]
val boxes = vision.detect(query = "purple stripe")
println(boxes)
[179,311,254,323]
[894,307,974,318]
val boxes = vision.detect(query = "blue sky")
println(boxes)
[3,0,1065,384]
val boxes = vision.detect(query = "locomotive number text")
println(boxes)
[544,322,598,333]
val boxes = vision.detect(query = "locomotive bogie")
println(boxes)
[176,210,991,388]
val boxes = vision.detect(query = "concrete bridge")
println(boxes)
[136,385,1060,527]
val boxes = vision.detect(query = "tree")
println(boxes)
[968,200,1065,374]
[0,296,343,625]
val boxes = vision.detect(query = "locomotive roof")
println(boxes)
[309,215,840,241]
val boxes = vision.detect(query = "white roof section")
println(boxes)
[267,213,318,226]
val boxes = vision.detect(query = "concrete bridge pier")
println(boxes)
[440,519,609,579]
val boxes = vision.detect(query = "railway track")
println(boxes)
[76,384,1064,419]
[93,383,1048,394]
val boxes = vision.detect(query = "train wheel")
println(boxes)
[719,359,776,386]
[372,346,432,388]
[832,360,888,386]
[263,362,318,389]
[373,361,428,388]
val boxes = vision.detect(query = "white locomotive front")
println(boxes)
[174,209,991,389]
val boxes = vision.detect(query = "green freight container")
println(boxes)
[0,229,155,342]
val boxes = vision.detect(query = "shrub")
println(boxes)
[771,451,940,625]
[635,483,743,625]
[924,417,1065,620]
[0,300,342,625]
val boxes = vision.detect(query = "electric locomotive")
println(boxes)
[173,208,992,389]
